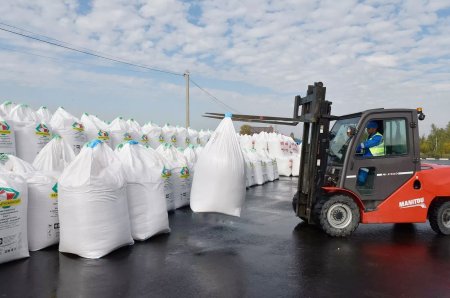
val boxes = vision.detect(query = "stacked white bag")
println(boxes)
[108,117,134,149]
[80,113,111,147]
[267,133,293,176]
[33,135,76,174]
[58,140,134,258]
[190,114,246,217]
[0,101,16,117]
[50,107,87,155]
[291,143,301,177]
[239,134,254,150]
[127,118,149,147]
[0,115,16,155]
[10,104,52,163]
[187,128,200,146]
[183,145,197,171]
[115,141,170,241]
[244,149,266,185]
[142,122,164,149]
[198,129,211,146]
[35,106,52,123]
[156,144,191,209]
[0,166,28,264]
[0,154,59,251]
[241,150,256,187]
[162,124,177,145]
[175,126,189,148]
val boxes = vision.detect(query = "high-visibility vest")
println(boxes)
[368,132,385,156]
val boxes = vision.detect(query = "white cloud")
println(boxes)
[0,0,449,134]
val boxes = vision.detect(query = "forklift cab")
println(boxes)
[325,109,421,211]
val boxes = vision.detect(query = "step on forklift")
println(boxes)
[204,82,450,237]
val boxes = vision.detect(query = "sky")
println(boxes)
[0,0,449,136]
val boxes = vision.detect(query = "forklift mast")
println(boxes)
[204,82,336,223]
[295,83,333,223]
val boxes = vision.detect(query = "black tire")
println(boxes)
[318,195,360,237]
[429,200,450,235]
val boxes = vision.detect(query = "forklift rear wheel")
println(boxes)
[318,195,360,237]
[429,200,450,235]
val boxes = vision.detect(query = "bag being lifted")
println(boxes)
[115,141,170,241]
[58,140,133,258]
[0,170,28,264]
[190,114,246,217]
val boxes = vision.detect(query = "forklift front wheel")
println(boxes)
[429,200,450,235]
[319,195,360,237]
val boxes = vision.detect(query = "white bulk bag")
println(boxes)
[239,134,254,150]
[183,145,197,169]
[241,150,256,187]
[126,119,141,131]
[254,133,269,151]
[245,149,265,185]
[36,106,52,123]
[190,115,246,217]
[158,155,175,212]
[276,156,293,176]
[58,140,134,258]
[162,124,177,145]
[175,126,189,148]
[10,104,52,163]
[156,144,191,209]
[115,141,170,241]
[32,135,75,174]
[0,171,28,264]
[126,119,146,146]
[291,144,301,177]
[0,101,16,118]
[198,129,211,146]
[142,123,164,149]
[80,113,111,147]
[50,107,87,155]
[0,116,16,155]
[27,173,59,251]
[108,117,134,149]
[267,133,284,157]
[257,149,275,182]
[0,155,60,251]
[187,128,199,146]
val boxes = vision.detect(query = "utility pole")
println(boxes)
[184,70,190,128]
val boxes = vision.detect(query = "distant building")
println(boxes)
[250,126,274,134]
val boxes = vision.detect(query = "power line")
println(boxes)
[0,22,240,113]
[0,21,112,58]
[0,45,173,76]
[189,78,240,113]
[0,25,184,77]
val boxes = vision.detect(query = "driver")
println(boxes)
[356,121,385,157]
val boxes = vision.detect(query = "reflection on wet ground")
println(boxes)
[0,177,449,297]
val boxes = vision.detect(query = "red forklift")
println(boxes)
[205,82,450,237]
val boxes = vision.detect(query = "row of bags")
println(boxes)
[0,102,212,163]
[0,134,201,262]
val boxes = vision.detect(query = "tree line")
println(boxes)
[420,122,450,158]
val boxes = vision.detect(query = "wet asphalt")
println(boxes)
[0,177,449,298]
